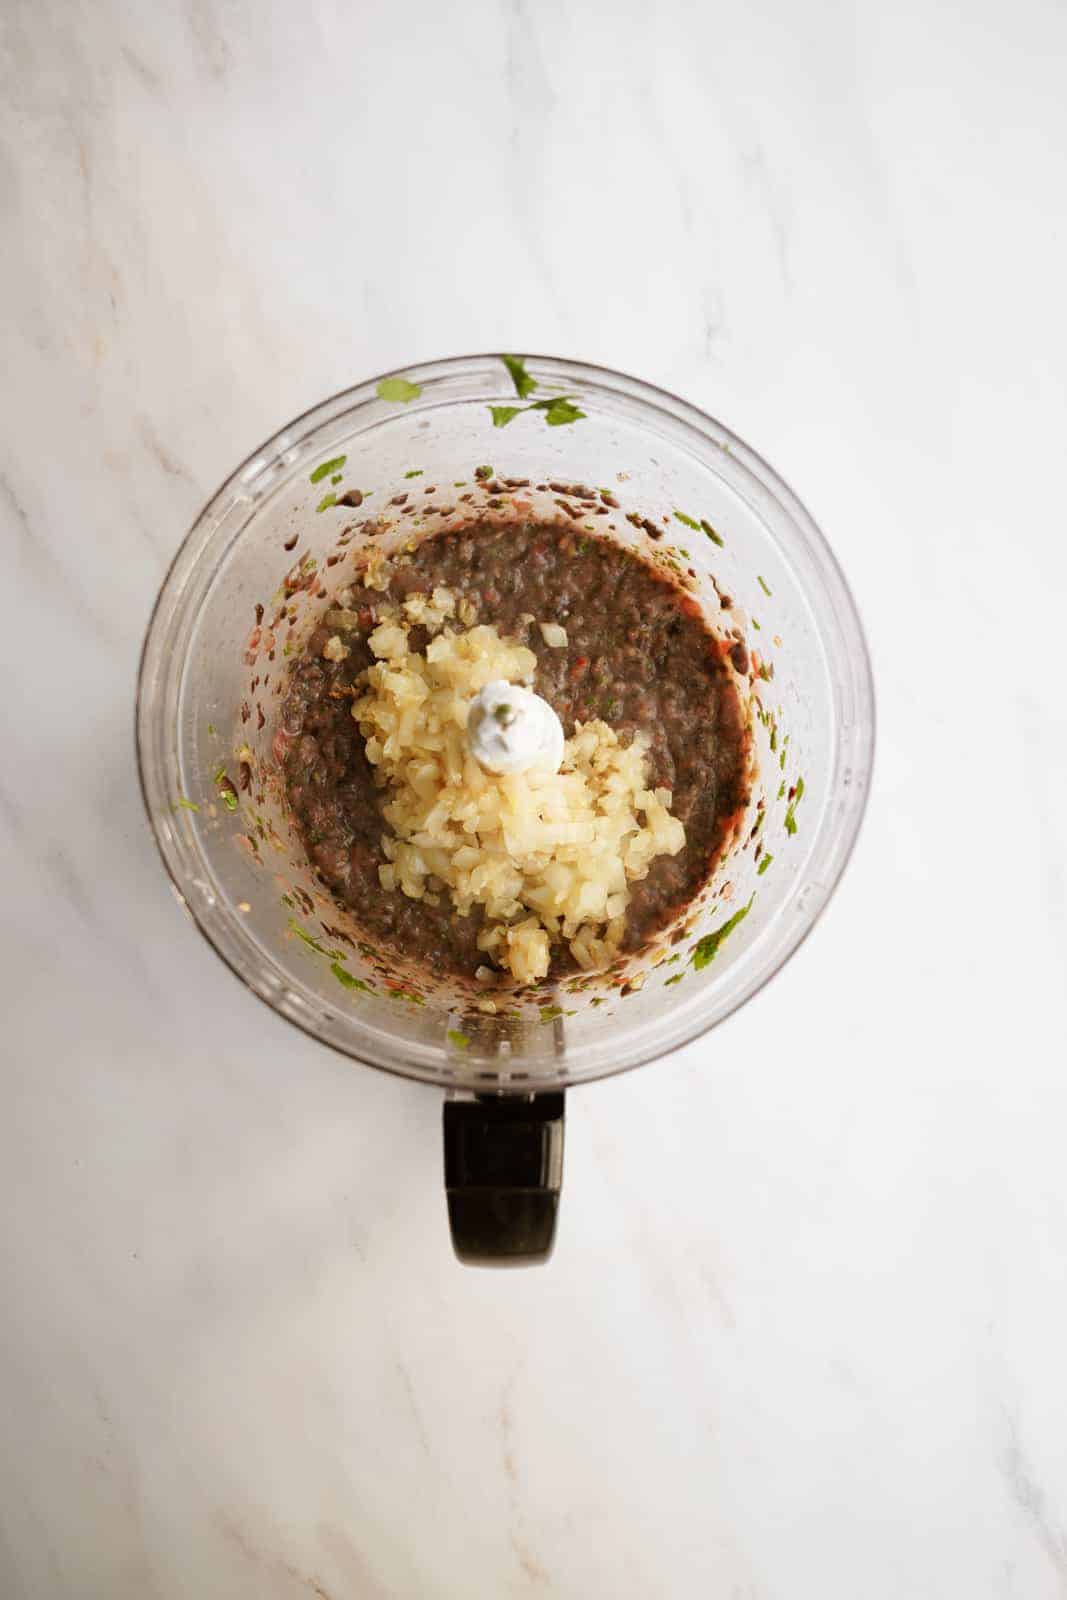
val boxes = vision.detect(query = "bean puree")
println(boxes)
[280,521,749,982]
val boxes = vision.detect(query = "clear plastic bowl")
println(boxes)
[137,355,874,1262]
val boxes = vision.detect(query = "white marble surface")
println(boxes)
[3,1,1067,1594]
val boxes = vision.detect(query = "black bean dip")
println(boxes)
[280,521,749,982]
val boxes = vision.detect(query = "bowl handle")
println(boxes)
[443,1092,565,1266]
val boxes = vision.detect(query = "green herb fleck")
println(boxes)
[784,776,805,836]
[545,397,586,427]
[220,787,238,811]
[447,1029,470,1050]
[674,509,701,531]
[539,1004,564,1022]
[330,961,371,992]
[453,480,466,487]
[691,896,754,970]
[377,376,422,403]
[404,469,423,479]
[679,548,690,559]
[207,723,216,736]
[386,987,424,1005]
[777,779,786,800]
[316,492,337,512]
[752,617,761,631]
[475,464,493,481]
[779,746,786,770]
[700,518,724,547]
[212,763,225,783]
[330,473,342,485]
[280,894,294,909]
[665,973,684,986]
[520,395,586,427]
[173,796,199,812]
[757,575,772,596]
[501,354,538,399]
[309,455,347,484]
[288,919,339,959]
[758,853,774,875]
[489,405,523,428]
[590,997,605,1007]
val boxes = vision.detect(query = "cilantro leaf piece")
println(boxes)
[700,518,724,547]
[541,397,585,427]
[288,919,340,959]
[316,492,337,512]
[757,853,773,875]
[309,455,346,484]
[757,575,772,596]
[489,405,523,428]
[673,510,701,531]
[173,796,199,812]
[784,776,805,836]
[447,1030,470,1050]
[691,896,754,970]
[331,962,371,992]
[404,469,423,478]
[501,354,537,398]
[376,376,422,403]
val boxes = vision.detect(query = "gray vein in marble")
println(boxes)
[504,0,555,162]
[496,1373,553,1588]
[317,1523,396,1600]
[214,1515,337,1599]
[502,0,573,336]
[0,773,173,1014]
[1014,688,1067,947]
[41,842,100,931]
[393,1357,431,1457]
[510,1529,550,1587]
[121,43,166,94]
[139,416,201,491]
[702,285,727,361]
[697,1257,737,1331]
[738,142,793,294]
[999,1412,1067,1586]
[184,0,232,81]
[0,468,118,651]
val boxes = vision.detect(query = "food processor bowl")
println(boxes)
[137,355,874,1263]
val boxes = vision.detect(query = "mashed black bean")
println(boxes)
[281,521,749,982]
